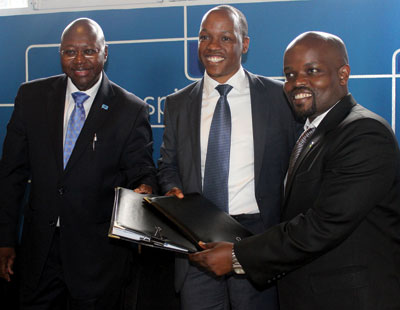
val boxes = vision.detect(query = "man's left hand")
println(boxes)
[133,184,153,194]
[189,242,234,276]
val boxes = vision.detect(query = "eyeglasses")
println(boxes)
[60,48,101,59]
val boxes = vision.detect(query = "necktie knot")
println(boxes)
[63,92,89,169]
[216,84,233,97]
[71,92,89,108]
[286,127,316,187]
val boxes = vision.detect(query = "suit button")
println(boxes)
[267,280,272,284]
[49,221,55,227]
[58,187,64,195]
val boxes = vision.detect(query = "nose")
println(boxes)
[72,50,86,64]
[294,73,309,87]
[206,37,221,51]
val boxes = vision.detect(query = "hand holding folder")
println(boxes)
[109,187,252,253]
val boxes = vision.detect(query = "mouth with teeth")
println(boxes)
[206,56,225,63]
[290,88,314,104]
[294,93,312,100]
[73,68,91,77]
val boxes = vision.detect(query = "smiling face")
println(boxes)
[198,8,249,84]
[60,19,108,91]
[283,33,350,121]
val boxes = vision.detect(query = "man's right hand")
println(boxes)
[0,247,16,282]
[165,187,184,199]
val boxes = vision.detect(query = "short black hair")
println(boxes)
[214,5,249,39]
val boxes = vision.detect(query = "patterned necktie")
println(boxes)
[63,92,89,168]
[286,127,316,181]
[203,84,233,212]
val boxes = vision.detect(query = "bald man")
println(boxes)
[0,18,156,309]
[189,31,400,310]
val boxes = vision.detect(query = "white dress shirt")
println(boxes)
[201,67,259,215]
[63,72,102,144]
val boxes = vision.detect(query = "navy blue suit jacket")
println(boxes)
[157,70,300,290]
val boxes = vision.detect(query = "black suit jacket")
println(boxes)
[236,94,400,310]
[157,70,299,290]
[0,73,157,298]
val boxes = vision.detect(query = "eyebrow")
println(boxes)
[199,28,233,34]
[283,61,319,70]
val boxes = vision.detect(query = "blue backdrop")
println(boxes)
[1,0,399,163]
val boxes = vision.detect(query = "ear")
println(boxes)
[242,36,250,54]
[104,45,109,62]
[338,64,350,85]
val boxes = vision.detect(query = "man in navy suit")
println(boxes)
[189,31,400,310]
[157,5,299,310]
[0,18,156,309]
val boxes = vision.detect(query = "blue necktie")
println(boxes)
[203,84,233,212]
[63,92,89,169]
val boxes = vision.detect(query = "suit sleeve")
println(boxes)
[157,96,183,194]
[235,118,400,286]
[118,102,158,191]
[0,87,30,247]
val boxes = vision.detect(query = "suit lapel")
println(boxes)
[46,75,68,175]
[64,73,115,173]
[246,71,268,189]
[283,130,323,201]
[283,94,357,204]
[187,80,203,191]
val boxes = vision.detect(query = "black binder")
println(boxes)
[109,187,252,253]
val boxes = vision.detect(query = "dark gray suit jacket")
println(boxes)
[236,94,400,309]
[157,70,299,290]
[0,73,157,298]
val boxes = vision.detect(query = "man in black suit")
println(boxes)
[190,31,400,310]
[157,5,299,310]
[0,18,157,309]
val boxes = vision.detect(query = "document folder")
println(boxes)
[109,187,252,253]
[109,187,197,253]
[144,195,253,246]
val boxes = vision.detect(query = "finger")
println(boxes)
[6,257,14,275]
[175,191,184,199]
[166,188,184,199]
[0,265,10,282]
[201,242,218,250]
[198,241,207,249]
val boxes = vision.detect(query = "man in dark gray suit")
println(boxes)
[158,5,299,310]
[190,31,400,310]
[0,18,156,309]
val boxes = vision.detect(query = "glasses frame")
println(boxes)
[60,48,101,59]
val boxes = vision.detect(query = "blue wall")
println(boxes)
[1,0,400,163]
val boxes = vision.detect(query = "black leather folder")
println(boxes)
[144,195,252,246]
[109,187,252,253]
[109,187,197,253]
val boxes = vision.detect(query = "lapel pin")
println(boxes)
[101,104,109,110]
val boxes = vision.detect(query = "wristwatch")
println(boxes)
[232,246,245,274]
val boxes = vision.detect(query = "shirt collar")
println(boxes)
[304,100,340,131]
[203,66,247,97]
[66,71,103,100]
